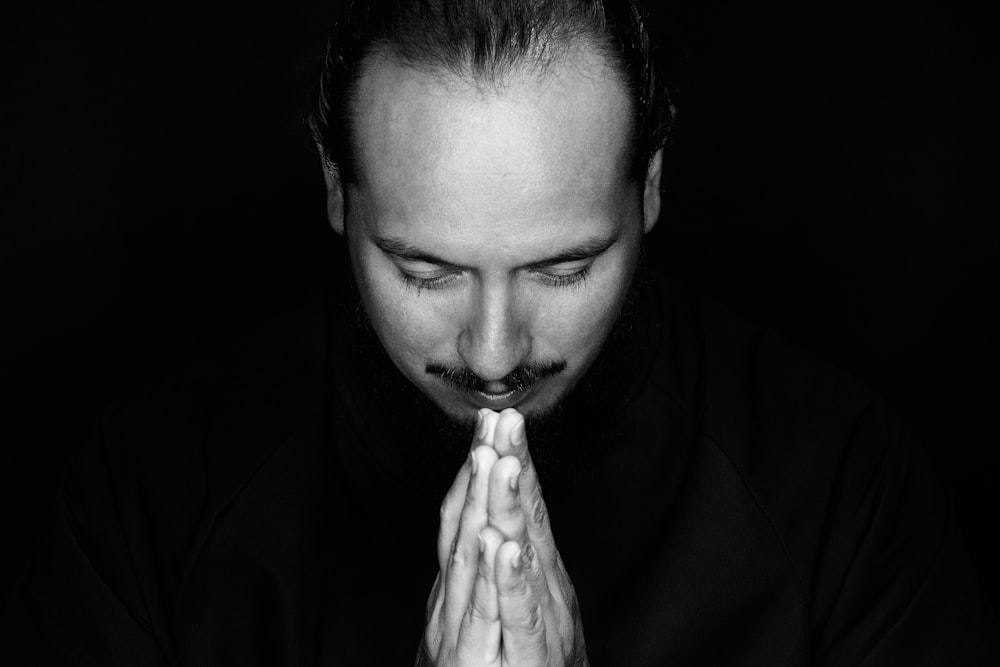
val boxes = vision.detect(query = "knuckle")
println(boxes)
[521,453,532,474]
[467,594,491,623]
[522,542,536,569]
[422,624,444,658]
[529,492,548,526]
[522,543,545,583]
[477,549,491,577]
[555,577,575,610]
[454,630,482,661]
[517,601,545,636]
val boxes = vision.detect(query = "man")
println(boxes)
[2,0,997,664]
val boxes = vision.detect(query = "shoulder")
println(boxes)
[643,272,1000,660]
[101,288,329,469]
[643,271,886,478]
[646,271,925,548]
[1,289,334,662]
[645,270,879,432]
[87,288,330,574]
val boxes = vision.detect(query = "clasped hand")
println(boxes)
[421,408,587,666]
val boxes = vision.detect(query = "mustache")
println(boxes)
[425,360,567,394]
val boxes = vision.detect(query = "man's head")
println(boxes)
[312,0,674,425]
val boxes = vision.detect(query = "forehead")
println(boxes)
[347,46,637,248]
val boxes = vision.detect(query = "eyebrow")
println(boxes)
[523,235,620,268]
[370,233,620,269]
[371,236,460,267]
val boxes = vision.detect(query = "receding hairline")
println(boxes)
[311,0,674,187]
[357,34,628,99]
[363,2,619,88]
[346,40,639,192]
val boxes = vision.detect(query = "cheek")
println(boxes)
[353,247,456,359]
[533,265,632,360]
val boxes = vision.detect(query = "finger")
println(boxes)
[497,540,550,666]
[423,572,446,658]
[436,410,500,572]
[443,445,498,636]
[470,408,492,448]
[437,452,473,573]
[493,411,543,534]
[487,455,526,545]
[479,408,501,448]
[456,526,504,664]
[491,408,525,460]
[492,410,558,573]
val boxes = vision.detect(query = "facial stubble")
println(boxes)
[336,226,645,482]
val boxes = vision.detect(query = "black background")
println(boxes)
[2,0,997,615]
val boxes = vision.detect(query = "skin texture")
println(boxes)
[322,41,663,666]
[323,44,663,424]
[424,408,587,666]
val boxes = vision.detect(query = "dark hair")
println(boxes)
[309,0,675,184]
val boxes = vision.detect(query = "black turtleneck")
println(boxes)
[2,268,996,665]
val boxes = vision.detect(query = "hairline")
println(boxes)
[342,36,643,190]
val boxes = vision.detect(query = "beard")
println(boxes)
[330,238,647,484]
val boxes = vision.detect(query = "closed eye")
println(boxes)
[397,262,463,292]
[396,256,598,293]
[532,263,592,288]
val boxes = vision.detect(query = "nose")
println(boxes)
[457,279,531,384]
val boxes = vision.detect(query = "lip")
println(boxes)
[473,388,522,409]
[456,383,536,411]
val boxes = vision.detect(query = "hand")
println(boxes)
[421,408,587,666]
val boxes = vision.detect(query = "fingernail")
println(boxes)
[510,420,525,447]
[511,548,522,570]
[475,411,487,439]
[509,467,519,492]
[470,451,478,475]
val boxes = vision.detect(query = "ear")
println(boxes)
[642,148,664,234]
[321,154,346,236]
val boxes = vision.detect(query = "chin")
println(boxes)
[517,389,564,420]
